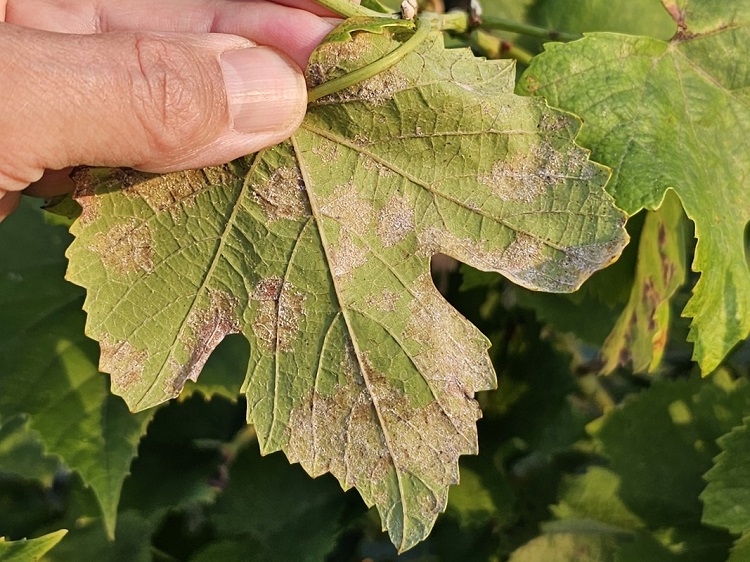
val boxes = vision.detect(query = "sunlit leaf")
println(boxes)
[519,0,750,372]
[0,530,67,562]
[66,21,626,550]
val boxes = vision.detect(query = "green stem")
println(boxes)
[222,424,257,461]
[308,17,430,103]
[480,15,581,42]
[311,0,396,19]
[504,43,534,65]
[469,30,534,65]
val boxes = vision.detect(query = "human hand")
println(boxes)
[0,0,337,220]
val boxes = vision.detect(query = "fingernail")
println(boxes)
[220,47,306,135]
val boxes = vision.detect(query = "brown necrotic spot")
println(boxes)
[70,167,104,225]
[92,219,154,275]
[252,166,310,222]
[100,338,148,393]
[164,290,241,397]
[250,278,306,351]
[377,194,414,247]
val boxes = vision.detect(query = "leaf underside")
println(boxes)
[520,0,750,373]
[66,24,626,550]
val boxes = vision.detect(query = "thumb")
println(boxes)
[0,23,308,192]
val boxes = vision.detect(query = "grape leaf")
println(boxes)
[509,519,629,562]
[519,0,750,372]
[0,530,67,562]
[728,532,750,562]
[599,191,688,373]
[0,416,60,486]
[538,373,748,561]
[0,201,154,538]
[66,22,626,550]
[701,416,750,534]
[527,0,676,41]
[194,448,347,562]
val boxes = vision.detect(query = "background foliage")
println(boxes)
[1,0,749,560]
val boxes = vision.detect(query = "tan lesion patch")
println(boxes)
[403,273,494,394]
[330,230,368,279]
[479,142,592,203]
[250,277,307,351]
[377,194,414,247]
[343,67,409,105]
[289,340,488,510]
[252,166,310,222]
[92,219,154,275]
[125,168,221,217]
[310,139,340,164]
[100,337,148,393]
[164,290,241,397]
[365,289,402,313]
[360,154,397,178]
[416,226,552,287]
[497,232,547,275]
[320,181,374,237]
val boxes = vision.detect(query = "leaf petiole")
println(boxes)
[307,16,431,103]
[480,15,581,42]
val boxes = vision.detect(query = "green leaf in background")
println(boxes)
[36,482,153,562]
[508,519,628,562]
[728,532,750,562]
[119,395,244,519]
[599,191,688,373]
[65,21,626,550]
[193,447,347,562]
[0,417,60,486]
[0,201,154,538]
[519,0,750,372]
[525,373,750,561]
[701,416,750,534]
[527,0,676,41]
[0,530,67,562]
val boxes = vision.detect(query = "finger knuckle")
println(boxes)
[127,34,224,158]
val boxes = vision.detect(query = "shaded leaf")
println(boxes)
[509,519,630,562]
[541,374,746,562]
[519,0,750,372]
[728,532,750,562]
[595,374,749,528]
[552,467,643,531]
[599,191,688,373]
[194,447,347,562]
[0,201,154,538]
[0,530,67,562]
[66,22,626,550]
[701,416,750,534]
[119,395,244,519]
[0,417,60,486]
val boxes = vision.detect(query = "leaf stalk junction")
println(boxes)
[306,0,580,101]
